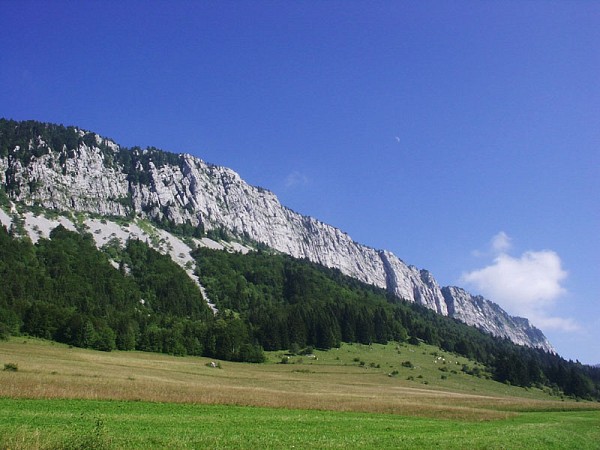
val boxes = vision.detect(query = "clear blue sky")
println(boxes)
[1,1,598,364]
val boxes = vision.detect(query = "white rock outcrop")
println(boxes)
[442,286,552,351]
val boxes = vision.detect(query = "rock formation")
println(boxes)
[0,120,554,352]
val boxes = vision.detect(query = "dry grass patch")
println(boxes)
[1,337,598,421]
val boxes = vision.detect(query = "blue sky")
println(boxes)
[1,1,598,364]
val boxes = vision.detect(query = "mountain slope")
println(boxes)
[0,119,553,352]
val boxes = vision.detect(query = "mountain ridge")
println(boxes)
[0,119,553,352]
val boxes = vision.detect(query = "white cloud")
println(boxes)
[461,233,578,332]
[471,231,512,258]
[462,250,567,308]
[491,231,512,254]
[284,171,309,189]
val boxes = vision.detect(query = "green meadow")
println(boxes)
[1,399,599,449]
[1,338,599,448]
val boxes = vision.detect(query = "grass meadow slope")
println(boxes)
[1,337,599,449]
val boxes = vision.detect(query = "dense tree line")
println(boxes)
[194,247,600,400]
[194,248,407,350]
[0,224,264,362]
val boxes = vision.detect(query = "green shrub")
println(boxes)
[289,342,301,355]
[301,345,314,355]
[3,363,18,372]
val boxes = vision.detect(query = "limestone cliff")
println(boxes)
[442,286,551,350]
[0,120,554,352]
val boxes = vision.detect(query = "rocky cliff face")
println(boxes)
[0,120,554,352]
[441,286,551,350]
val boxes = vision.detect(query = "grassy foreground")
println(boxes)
[1,338,599,448]
[0,398,599,449]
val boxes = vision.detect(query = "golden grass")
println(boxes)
[1,337,598,421]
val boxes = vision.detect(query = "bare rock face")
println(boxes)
[379,251,448,315]
[442,286,554,352]
[0,122,553,351]
[5,136,128,216]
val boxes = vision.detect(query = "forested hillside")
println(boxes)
[1,221,598,399]
[194,247,600,399]
[0,224,262,361]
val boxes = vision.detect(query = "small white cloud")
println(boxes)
[461,233,577,332]
[284,171,309,189]
[491,231,512,254]
[471,231,511,258]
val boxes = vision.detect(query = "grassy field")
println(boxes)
[1,337,599,448]
[1,398,599,449]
